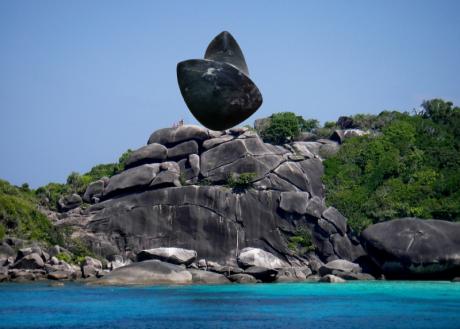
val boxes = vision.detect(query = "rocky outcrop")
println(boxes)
[361,218,460,279]
[54,125,367,272]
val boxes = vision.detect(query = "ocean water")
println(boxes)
[0,281,459,329]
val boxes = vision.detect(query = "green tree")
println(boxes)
[261,112,302,144]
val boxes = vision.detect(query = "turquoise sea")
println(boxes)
[1,281,459,329]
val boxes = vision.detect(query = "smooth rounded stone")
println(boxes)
[137,247,197,265]
[322,207,348,235]
[362,218,460,278]
[47,271,70,280]
[238,247,286,269]
[188,269,230,284]
[177,59,262,131]
[148,125,209,146]
[103,164,160,197]
[279,191,309,215]
[204,31,249,76]
[244,266,278,282]
[273,162,309,191]
[332,270,375,281]
[125,143,167,169]
[83,180,105,203]
[319,274,346,283]
[275,267,312,282]
[12,253,44,270]
[167,140,199,160]
[319,259,362,276]
[202,135,234,150]
[96,260,193,285]
[57,194,82,212]
[228,273,258,283]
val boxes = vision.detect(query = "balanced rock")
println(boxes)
[177,31,262,130]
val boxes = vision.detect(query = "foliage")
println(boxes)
[323,99,460,233]
[288,228,315,253]
[261,112,301,144]
[0,180,65,245]
[56,252,72,264]
[299,118,319,132]
[0,222,5,240]
[226,172,256,190]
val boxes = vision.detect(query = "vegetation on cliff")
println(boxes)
[323,99,460,232]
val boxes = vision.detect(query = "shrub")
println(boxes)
[227,172,256,190]
[323,99,460,233]
[288,228,315,253]
[261,112,303,144]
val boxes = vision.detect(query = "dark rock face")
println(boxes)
[362,218,460,279]
[177,31,262,130]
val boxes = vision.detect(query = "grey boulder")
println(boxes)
[125,143,167,168]
[362,218,460,278]
[237,247,287,269]
[148,125,209,146]
[188,269,230,284]
[137,247,197,265]
[96,260,193,285]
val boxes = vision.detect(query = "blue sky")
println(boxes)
[1,1,459,188]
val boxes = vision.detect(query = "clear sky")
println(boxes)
[1,1,459,188]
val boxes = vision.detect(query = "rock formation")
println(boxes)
[177,31,262,130]
[54,124,363,272]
